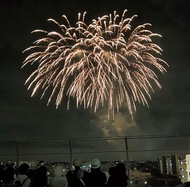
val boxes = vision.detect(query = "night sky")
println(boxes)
[0,0,190,161]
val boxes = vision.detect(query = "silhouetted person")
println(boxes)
[0,165,5,186]
[107,163,128,187]
[106,167,116,187]
[1,166,15,186]
[66,159,84,187]
[83,158,107,187]
[14,163,31,187]
[27,169,36,187]
[33,165,48,187]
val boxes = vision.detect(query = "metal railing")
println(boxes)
[0,134,189,164]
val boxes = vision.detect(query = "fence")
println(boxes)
[0,134,190,163]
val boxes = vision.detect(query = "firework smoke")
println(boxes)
[22,9,168,118]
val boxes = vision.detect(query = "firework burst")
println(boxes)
[22,9,168,118]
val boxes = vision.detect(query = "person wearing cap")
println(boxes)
[51,166,68,187]
[83,158,107,187]
[66,159,85,187]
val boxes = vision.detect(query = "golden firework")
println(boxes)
[22,10,168,118]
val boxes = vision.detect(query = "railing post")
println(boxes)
[69,140,73,166]
[15,142,19,169]
[124,137,130,186]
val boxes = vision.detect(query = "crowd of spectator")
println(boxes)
[0,158,129,187]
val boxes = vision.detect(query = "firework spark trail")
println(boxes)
[22,10,168,118]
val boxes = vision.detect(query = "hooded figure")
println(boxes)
[52,166,68,187]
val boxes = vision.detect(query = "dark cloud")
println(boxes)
[0,0,190,161]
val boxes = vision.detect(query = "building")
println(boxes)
[179,154,190,183]
[159,155,180,175]
[186,154,190,181]
[159,154,190,183]
[129,168,151,185]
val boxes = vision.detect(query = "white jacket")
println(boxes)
[14,174,31,187]
[51,166,68,187]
